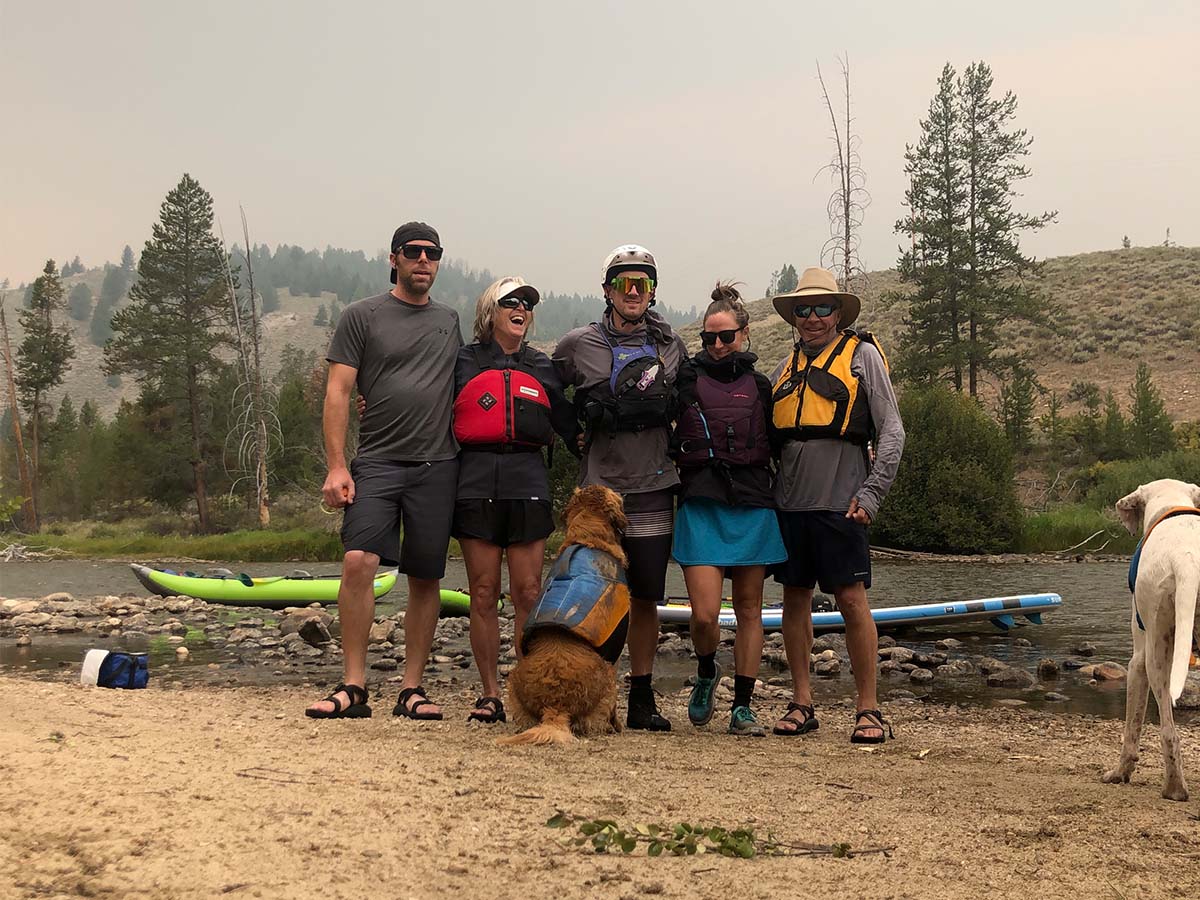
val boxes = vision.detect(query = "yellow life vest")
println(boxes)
[771,330,887,444]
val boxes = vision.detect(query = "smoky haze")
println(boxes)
[2,0,1197,309]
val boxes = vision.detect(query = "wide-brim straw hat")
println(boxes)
[771,266,860,329]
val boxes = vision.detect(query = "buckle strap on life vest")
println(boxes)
[1128,505,1200,630]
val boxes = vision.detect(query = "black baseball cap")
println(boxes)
[390,222,441,284]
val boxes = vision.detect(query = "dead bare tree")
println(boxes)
[218,210,278,527]
[816,56,871,297]
[0,297,36,530]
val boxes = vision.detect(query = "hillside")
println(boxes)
[675,246,1200,420]
[5,246,1198,421]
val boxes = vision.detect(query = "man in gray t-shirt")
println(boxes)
[306,222,462,723]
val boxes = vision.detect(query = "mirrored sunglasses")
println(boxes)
[609,275,655,295]
[699,328,741,346]
[398,244,444,261]
[793,302,837,319]
[498,295,536,311]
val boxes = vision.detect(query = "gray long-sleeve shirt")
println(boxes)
[771,337,905,520]
[552,309,687,494]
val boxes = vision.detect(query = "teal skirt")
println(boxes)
[672,498,787,567]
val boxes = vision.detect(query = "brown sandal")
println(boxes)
[850,708,893,744]
[773,702,819,735]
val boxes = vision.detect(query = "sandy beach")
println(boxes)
[3,672,1199,900]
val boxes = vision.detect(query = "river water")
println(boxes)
[0,556,1186,721]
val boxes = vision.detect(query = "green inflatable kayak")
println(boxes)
[132,563,484,615]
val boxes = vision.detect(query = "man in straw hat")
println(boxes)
[766,266,905,744]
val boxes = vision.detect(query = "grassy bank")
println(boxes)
[1018,504,1135,554]
[4,521,569,563]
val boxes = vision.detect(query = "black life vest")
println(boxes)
[453,344,553,451]
[675,369,770,467]
[578,323,672,434]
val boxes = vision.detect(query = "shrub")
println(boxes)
[873,386,1022,554]
[1082,450,1200,510]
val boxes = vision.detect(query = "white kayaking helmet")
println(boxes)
[602,244,658,291]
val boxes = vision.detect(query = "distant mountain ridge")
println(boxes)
[5,245,1197,422]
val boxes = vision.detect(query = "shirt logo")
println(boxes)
[518,386,540,398]
[636,364,660,391]
[477,392,498,410]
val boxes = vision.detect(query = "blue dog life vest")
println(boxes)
[1128,506,1200,630]
[522,544,630,663]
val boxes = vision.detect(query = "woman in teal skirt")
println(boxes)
[672,282,786,736]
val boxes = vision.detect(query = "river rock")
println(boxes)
[910,667,934,683]
[369,620,397,645]
[1044,692,1070,702]
[888,647,915,665]
[124,612,151,630]
[15,634,31,646]
[986,667,1036,689]
[370,658,399,671]
[292,644,324,659]
[936,660,975,677]
[812,634,845,653]
[1073,641,1097,657]
[39,591,74,604]
[1081,661,1127,681]
[815,649,838,662]
[977,657,1009,675]
[11,612,52,628]
[1062,657,1089,670]
[47,615,80,633]
[280,610,332,636]
[913,652,948,668]
[165,598,194,614]
[1037,658,1060,679]
[814,658,842,676]
[4,599,41,616]
[996,698,1027,707]
[299,618,332,647]
[877,634,897,649]
[175,646,190,659]
[878,660,905,676]
[935,638,963,651]
[166,621,189,635]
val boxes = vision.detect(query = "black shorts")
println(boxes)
[621,489,675,604]
[452,499,554,547]
[772,510,872,593]
[340,457,458,579]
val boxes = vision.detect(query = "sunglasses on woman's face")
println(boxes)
[793,303,836,319]
[498,295,536,311]
[609,275,655,296]
[699,328,741,346]
[398,244,444,261]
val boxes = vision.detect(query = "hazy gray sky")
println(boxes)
[3,0,1197,309]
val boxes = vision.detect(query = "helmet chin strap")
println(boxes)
[606,299,647,327]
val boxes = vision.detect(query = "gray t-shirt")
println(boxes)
[326,292,462,462]
[771,338,905,520]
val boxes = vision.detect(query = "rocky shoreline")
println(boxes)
[5,589,1197,713]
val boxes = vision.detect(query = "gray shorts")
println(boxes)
[341,457,458,579]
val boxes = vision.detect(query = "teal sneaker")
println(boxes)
[687,665,721,726]
[729,705,766,737]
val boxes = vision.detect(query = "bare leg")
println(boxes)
[730,566,765,681]
[627,597,660,677]
[399,575,443,716]
[683,564,723,659]
[306,550,379,714]
[1103,617,1149,785]
[461,538,504,700]
[505,538,547,659]
[835,581,881,739]
[775,585,816,732]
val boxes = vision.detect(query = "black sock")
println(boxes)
[629,674,653,700]
[733,675,755,709]
[697,652,717,679]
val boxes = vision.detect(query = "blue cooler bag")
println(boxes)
[81,649,149,689]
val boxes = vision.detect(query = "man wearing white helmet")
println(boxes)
[552,244,687,731]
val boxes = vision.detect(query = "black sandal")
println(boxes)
[393,686,444,720]
[850,708,893,744]
[773,702,819,736]
[467,696,507,724]
[305,682,371,719]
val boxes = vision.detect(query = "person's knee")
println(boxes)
[343,550,380,578]
[510,573,541,609]
[733,598,762,624]
[691,605,719,631]
[469,571,501,603]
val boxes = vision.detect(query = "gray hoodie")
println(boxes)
[770,338,905,520]
[553,309,687,494]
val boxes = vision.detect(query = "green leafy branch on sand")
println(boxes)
[545,811,894,859]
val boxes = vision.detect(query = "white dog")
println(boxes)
[1102,478,1200,801]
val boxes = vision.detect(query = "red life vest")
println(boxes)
[453,344,554,451]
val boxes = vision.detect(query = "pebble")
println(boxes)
[1044,692,1069,702]
[175,646,190,659]
[910,668,934,683]
[1073,642,1097,657]
[996,699,1027,707]
[1037,658,1060,679]
[16,634,32,646]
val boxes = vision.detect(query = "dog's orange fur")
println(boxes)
[497,486,628,747]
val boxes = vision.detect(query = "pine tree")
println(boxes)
[15,259,75,523]
[1121,235,1131,250]
[895,64,966,389]
[1127,362,1175,458]
[957,61,1055,395]
[313,303,328,326]
[121,245,135,272]
[68,282,93,321]
[105,174,234,531]
[777,264,799,293]
[1101,390,1128,461]
[997,364,1036,453]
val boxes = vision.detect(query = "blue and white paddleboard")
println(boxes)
[657,592,1062,633]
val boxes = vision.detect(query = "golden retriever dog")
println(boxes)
[1103,478,1200,801]
[499,486,630,746]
